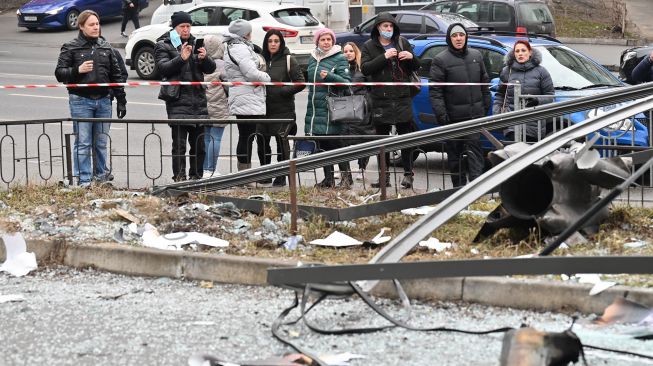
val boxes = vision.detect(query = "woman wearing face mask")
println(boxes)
[342,42,374,182]
[260,29,306,187]
[493,40,554,142]
[361,12,420,189]
[304,28,352,188]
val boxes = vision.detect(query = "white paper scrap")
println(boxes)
[0,233,37,277]
[401,206,436,216]
[577,273,617,296]
[371,228,391,245]
[0,294,25,303]
[418,237,452,252]
[310,231,362,247]
[142,225,228,251]
[320,352,366,366]
[624,240,647,249]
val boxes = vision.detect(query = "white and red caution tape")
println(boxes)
[0,80,500,89]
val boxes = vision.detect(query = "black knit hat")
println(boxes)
[170,11,191,28]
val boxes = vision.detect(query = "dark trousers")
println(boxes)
[256,122,295,166]
[317,137,350,181]
[236,115,263,164]
[445,133,484,187]
[170,124,205,180]
[120,10,140,32]
[375,122,414,175]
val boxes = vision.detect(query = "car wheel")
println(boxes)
[66,9,79,30]
[135,46,158,80]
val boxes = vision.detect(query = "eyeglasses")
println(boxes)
[268,39,281,43]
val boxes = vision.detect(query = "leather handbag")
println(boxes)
[326,87,367,124]
[158,77,180,102]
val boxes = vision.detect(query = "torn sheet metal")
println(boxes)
[310,231,362,247]
[0,233,37,277]
[142,224,229,251]
[594,297,653,325]
[499,327,582,366]
[576,273,617,296]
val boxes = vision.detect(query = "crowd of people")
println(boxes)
[56,10,552,190]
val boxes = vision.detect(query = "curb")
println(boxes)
[558,37,647,46]
[3,239,653,314]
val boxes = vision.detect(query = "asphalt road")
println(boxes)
[1,267,652,366]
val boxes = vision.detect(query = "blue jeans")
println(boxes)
[203,126,225,171]
[69,94,112,184]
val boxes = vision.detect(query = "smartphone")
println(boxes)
[193,38,204,54]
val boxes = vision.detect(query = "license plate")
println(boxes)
[300,36,313,44]
[24,16,37,21]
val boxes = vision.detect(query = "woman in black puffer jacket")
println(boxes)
[259,29,305,186]
[493,40,554,141]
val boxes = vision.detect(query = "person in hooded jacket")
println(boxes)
[360,12,421,189]
[55,10,127,188]
[154,11,216,182]
[260,29,305,187]
[223,19,271,175]
[429,23,490,187]
[304,28,352,188]
[202,35,230,178]
[493,40,554,142]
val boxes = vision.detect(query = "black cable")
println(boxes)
[583,344,653,360]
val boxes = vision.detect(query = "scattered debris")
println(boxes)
[0,294,25,303]
[401,206,436,216]
[368,228,391,245]
[0,233,37,277]
[576,273,617,296]
[594,297,653,325]
[283,235,303,251]
[142,224,229,251]
[199,281,214,289]
[499,327,583,366]
[114,208,141,224]
[310,231,362,247]
[624,239,648,249]
[418,237,453,253]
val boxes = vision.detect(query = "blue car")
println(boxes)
[17,0,149,31]
[409,33,649,152]
[335,10,479,48]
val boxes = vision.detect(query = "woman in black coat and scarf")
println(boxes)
[259,29,306,186]
[493,40,554,141]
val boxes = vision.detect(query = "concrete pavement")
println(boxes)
[4,238,652,316]
[626,0,653,42]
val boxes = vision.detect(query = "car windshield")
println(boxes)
[537,46,621,89]
[434,13,478,28]
[272,8,320,27]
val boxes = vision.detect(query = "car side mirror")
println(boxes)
[354,26,361,33]
[490,77,500,92]
[163,0,175,5]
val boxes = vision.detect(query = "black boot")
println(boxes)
[371,172,391,188]
[338,171,353,188]
[272,176,286,187]
[315,166,335,188]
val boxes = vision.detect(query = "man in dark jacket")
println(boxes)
[55,10,127,188]
[120,0,140,37]
[429,23,491,187]
[361,12,420,189]
[632,51,653,84]
[154,11,216,181]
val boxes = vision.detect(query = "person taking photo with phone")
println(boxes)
[154,11,216,182]
[55,10,127,188]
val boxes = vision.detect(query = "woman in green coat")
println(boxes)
[304,28,352,188]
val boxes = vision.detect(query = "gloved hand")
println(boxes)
[117,102,127,119]
[524,98,539,108]
[437,114,450,126]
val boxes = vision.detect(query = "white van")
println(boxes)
[151,0,348,30]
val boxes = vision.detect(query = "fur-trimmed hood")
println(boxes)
[504,47,543,71]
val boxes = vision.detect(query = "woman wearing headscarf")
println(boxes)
[304,28,351,188]
[260,29,305,187]
[493,40,554,141]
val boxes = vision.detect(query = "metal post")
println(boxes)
[379,146,387,201]
[64,133,74,186]
[513,83,523,142]
[289,160,298,235]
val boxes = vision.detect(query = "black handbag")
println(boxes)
[158,77,180,102]
[326,87,367,124]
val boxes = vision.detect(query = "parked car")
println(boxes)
[125,1,323,80]
[421,0,556,37]
[150,0,297,26]
[16,0,149,31]
[406,33,648,157]
[619,44,653,84]
[335,10,479,47]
